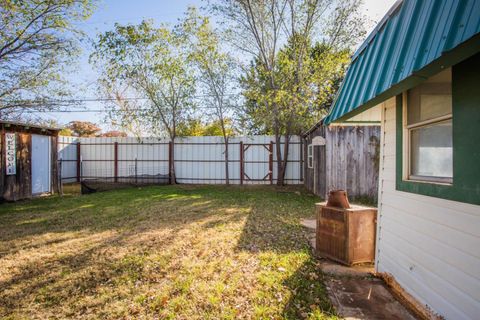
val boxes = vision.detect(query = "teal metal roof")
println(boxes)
[324,0,480,124]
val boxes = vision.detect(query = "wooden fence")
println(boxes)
[58,136,303,185]
[304,125,380,200]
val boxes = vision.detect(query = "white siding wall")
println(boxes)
[376,97,480,320]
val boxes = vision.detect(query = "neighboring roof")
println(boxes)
[302,118,325,137]
[0,120,61,132]
[323,0,480,124]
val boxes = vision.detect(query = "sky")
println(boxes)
[44,0,397,132]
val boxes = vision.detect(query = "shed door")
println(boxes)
[32,134,51,194]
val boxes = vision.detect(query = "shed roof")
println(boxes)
[323,0,480,124]
[0,120,61,132]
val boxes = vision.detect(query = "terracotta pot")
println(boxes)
[326,190,351,209]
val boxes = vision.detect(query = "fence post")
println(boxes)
[299,138,304,182]
[135,157,138,184]
[239,141,244,185]
[269,141,273,185]
[76,142,81,182]
[58,158,63,196]
[114,142,118,182]
[168,141,173,184]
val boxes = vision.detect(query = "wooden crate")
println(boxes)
[316,202,376,265]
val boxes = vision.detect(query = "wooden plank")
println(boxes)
[0,128,4,201]
[17,133,31,200]
[321,126,380,200]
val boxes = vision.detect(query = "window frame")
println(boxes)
[307,144,313,169]
[402,90,453,185]
[395,52,480,206]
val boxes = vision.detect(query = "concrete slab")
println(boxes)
[319,260,374,278]
[326,277,417,320]
[300,218,316,230]
[301,218,317,249]
[300,216,418,319]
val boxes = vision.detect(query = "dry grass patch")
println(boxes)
[0,185,337,319]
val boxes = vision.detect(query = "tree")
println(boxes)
[177,118,236,136]
[203,119,236,136]
[213,0,365,185]
[68,121,101,137]
[0,0,96,119]
[100,130,128,137]
[91,20,197,183]
[241,42,350,134]
[181,8,238,185]
[176,118,206,137]
[59,128,73,136]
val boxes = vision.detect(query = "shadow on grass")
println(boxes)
[233,188,336,318]
[0,184,335,318]
[0,185,236,242]
[1,186,252,316]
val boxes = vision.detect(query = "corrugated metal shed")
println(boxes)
[324,0,480,124]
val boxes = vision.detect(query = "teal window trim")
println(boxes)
[395,95,480,205]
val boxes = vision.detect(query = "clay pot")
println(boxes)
[326,190,351,209]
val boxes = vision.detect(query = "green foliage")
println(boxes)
[176,118,205,136]
[91,19,197,139]
[180,8,239,138]
[241,42,351,134]
[59,128,73,136]
[0,0,96,118]
[177,8,239,183]
[177,118,236,136]
[214,0,366,184]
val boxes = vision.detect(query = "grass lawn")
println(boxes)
[0,185,337,319]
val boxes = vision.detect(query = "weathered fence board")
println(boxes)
[304,125,380,201]
[325,126,380,200]
[58,135,303,185]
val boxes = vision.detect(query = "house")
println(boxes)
[322,0,480,319]
[302,122,380,202]
[0,121,61,201]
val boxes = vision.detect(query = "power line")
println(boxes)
[72,10,187,26]
[2,94,244,113]
[0,93,242,105]
[19,105,242,113]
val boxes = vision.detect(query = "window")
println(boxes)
[405,68,453,183]
[396,53,480,206]
[307,144,313,168]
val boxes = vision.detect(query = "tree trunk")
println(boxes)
[275,133,284,186]
[224,136,230,185]
[170,136,176,184]
[280,133,291,185]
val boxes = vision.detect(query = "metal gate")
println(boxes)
[240,142,273,184]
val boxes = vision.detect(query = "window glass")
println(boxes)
[307,145,313,168]
[407,69,452,125]
[410,120,452,179]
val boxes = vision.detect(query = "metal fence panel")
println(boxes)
[58,135,303,185]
